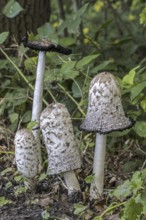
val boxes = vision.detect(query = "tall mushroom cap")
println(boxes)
[14,129,41,179]
[80,72,134,134]
[40,103,81,175]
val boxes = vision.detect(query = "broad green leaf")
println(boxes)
[130,81,146,101]
[76,54,99,69]
[9,112,18,123]
[72,80,83,98]
[113,180,131,200]
[22,110,31,123]
[140,7,146,25]
[122,67,138,85]
[124,199,143,220]
[2,0,23,18]
[60,61,79,79]
[134,121,146,138]
[131,171,143,194]
[41,210,50,219]
[0,32,9,44]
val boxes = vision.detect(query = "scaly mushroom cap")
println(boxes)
[40,103,81,175]
[14,129,41,178]
[80,72,134,134]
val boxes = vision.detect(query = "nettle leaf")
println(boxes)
[112,180,132,200]
[0,32,9,44]
[130,81,146,101]
[76,54,99,69]
[134,121,146,138]
[2,0,23,18]
[124,198,143,220]
[130,171,143,194]
[60,61,79,79]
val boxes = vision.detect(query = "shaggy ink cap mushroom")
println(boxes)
[22,34,72,55]
[40,103,81,194]
[79,72,134,199]
[80,72,134,134]
[14,129,42,189]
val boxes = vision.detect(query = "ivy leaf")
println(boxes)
[0,32,9,44]
[2,0,23,18]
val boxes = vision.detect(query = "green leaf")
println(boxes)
[122,67,138,86]
[14,186,27,196]
[27,121,38,130]
[134,121,146,138]
[131,171,143,194]
[37,23,58,41]
[124,198,143,220]
[92,60,113,72]
[0,32,9,44]
[9,112,18,123]
[60,61,79,79]
[0,197,13,206]
[22,111,31,123]
[113,180,132,200]
[140,7,146,25]
[41,210,50,220]
[76,54,99,69]
[72,79,83,98]
[140,97,146,112]
[130,81,146,101]
[85,175,94,184]
[74,203,87,215]
[2,0,23,18]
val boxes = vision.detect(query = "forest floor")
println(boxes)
[0,124,144,220]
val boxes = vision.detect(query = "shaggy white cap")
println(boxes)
[40,103,81,175]
[80,72,134,134]
[14,129,42,178]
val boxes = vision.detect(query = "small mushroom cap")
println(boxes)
[21,34,72,55]
[40,103,81,175]
[80,72,134,134]
[14,129,41,178]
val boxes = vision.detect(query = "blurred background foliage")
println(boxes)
[1,0,146,218]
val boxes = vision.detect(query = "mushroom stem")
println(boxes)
[90,133,107,199]
[32,51,46,125]
[63,170,81,195]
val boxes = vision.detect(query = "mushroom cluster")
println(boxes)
[14,35,73,189]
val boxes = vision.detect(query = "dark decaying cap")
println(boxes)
[80,72,134,134]
[21,35,72,55]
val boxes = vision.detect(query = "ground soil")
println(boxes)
[0,126,145,220]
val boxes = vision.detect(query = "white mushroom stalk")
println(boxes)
[80,72,134,200]
[40,103,81,195]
